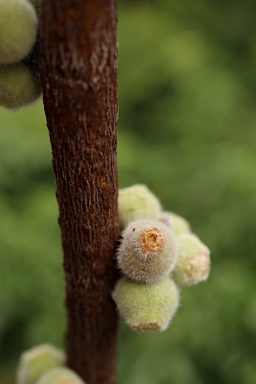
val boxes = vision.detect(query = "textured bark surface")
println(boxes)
[37,1,119,383]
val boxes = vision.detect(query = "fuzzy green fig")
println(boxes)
[112,277,180,332]
[159,211,191,235]
[118,184,161,229]
[117,219,178,283]
[0,63,41,109]
[17,344,65,384]
[172,233,210,286]
[36,368,85,384]
[0,0,38,64]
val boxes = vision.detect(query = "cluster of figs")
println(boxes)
[112,184,211,333]
[15,186,211,384]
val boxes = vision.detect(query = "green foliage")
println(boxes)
[1,1,256,384]
[0,105,65,379]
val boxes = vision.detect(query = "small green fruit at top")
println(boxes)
[159,211,191,235]
[118,184,162,229]
[112,277,180,333]
[0,0,38,64]
[0,63,41,109]
[36,368,85,384]
[117,219,178,283]
[172,233,210,286]
[17,344,65,384]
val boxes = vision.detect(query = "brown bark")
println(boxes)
[37,1,119,384]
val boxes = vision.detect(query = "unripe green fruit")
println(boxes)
[118,184,162,229]
[117,219,178,283]
[159,211,191,235]
[112,277,180,332]
[36,368,85,384]
[17,344,65,384]
[0,0,38,64]
[172,233,210,286]
[0,63,41,109]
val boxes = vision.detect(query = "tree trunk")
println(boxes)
[37,1,119,384]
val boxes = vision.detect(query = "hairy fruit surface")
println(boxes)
[118,184,162,228]
[112,277,180,332]
[0,63,41,109]
[36,367,85,384]
[159,211,191,235]
[17,344,65,384]
[0,0,38,64]
[117,219,178,283]
[173,233,210,286]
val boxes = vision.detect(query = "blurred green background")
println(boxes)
[1,1,256,383]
